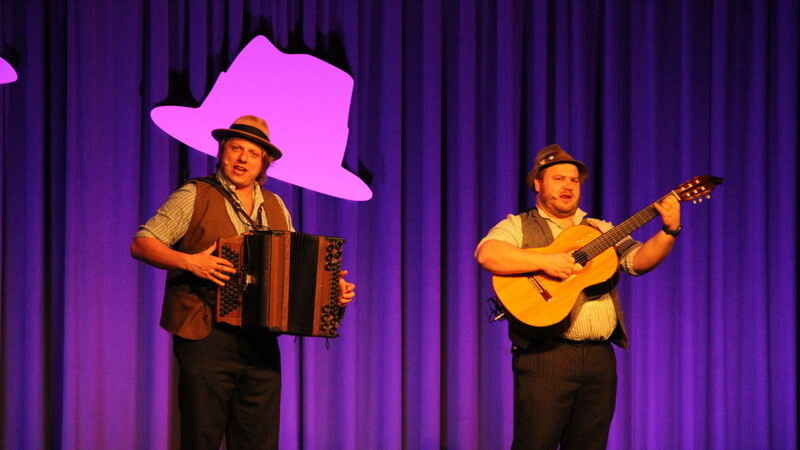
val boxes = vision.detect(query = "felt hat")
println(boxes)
[212,115,282,160]
[526,144,589,189]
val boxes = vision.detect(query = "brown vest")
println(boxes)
[159,179,289,339]
[508,208,630,349]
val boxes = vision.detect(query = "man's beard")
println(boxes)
[542,192,578,216]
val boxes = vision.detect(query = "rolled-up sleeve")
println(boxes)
[135,184,196,246]
[586,218,643,276]
[475,214,523,257]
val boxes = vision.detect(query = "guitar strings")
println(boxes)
[575,201,663,263]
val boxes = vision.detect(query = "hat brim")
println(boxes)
[526,160,589,189]
[212,128,283,160]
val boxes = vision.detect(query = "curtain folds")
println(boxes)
[1,1,796,448]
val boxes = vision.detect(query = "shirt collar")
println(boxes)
[536,205,587,228]
[215,172,264,209]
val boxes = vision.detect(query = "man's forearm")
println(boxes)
[631,231,676,274]
[130,236,189,271]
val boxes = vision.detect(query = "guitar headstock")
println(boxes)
[673,175,723,204]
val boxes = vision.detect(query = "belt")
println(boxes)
[513,337,609,354]
[555,338,609,345]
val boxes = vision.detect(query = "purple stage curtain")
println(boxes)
[1,1,796,448]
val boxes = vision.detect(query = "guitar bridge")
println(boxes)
[528,275,553,302]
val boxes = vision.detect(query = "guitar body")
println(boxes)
[489,174,723,328]
[492,225,619,327]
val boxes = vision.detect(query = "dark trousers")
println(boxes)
[511,340,617,450]
[173,325,281,450]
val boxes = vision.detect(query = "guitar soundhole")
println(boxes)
[572,250,588,266]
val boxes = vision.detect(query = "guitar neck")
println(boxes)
[576,193,673,263]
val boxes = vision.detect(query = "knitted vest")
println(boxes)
[508,208,630,349]
[159,179,288,339]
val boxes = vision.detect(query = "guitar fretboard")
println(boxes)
[573,195,669,265]
[568,174,720,265]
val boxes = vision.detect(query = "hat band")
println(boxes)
[230,123,271,142]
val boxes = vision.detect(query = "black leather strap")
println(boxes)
[190,176,266,231]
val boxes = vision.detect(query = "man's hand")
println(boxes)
[477,239,576,278]
[539,253,576,280]
[185,243,236,286]
[654,195,681,231]
[338,270,356,306]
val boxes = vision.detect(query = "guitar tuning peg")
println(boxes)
[705,194,711,199]
[692,200,698,204]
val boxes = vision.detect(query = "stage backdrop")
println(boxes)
[1,1,796,449]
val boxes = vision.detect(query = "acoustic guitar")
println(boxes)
[492,174,723,327]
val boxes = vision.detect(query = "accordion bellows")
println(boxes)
[216,230,346,338]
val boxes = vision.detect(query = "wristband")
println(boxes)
[662,224,682,237]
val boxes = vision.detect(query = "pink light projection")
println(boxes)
[0,57,17,84]
[151,36,372,201]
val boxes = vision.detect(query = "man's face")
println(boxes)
[534,163,581,218]
[219,138,265,189]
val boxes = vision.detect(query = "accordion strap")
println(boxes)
[191,176,267,231]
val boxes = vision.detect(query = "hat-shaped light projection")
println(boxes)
[0,57,18,84]
[151,35,372,201]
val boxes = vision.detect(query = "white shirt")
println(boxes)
[476,207,642,341]
[135,173,294,246]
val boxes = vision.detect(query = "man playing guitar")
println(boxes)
[475,144,681,449]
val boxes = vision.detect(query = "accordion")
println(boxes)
[215,230,346,338]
